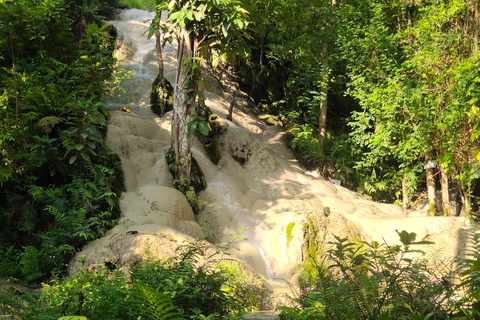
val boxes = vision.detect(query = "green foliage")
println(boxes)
[280,231,457,320]
[452,232,480,319]
[339,0,480,207]
[286,222,295,248]
[220,262,264,313]
[129,281,183,320]
[0,287,41,320]
[151,75,174,117]
[288,124,321,170]
[0,0,124,283]
[235,0,480,207]
[131,241,236,319]
[121,0,156,11]
[38,264,130,320]
[188,114,211,141]
[1,240,262,319]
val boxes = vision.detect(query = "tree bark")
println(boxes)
[460,184,471,215]
[155,30,164,77]
[318,50,328,153]
[474,3,479,54]
[172,30,196,182]
[426,166,436,215]
[439,165,450,216]
[318,0,336,154]
[402,178,409,212]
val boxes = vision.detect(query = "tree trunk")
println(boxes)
[318,0,336,154]
[439,165,450,216]
[155,30,164,77]
[6,20,19,125]
[318,52,328,153]
[460,184,471,215]
[474,3,479,54]
[172,30,195,182]
[402,178,409,212]
[426,166,436,215]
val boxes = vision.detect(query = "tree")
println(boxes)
[342,0,480,214]
[155,0,248,186]
[318,0,338,154]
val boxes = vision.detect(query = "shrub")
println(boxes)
[131,241,236,319]
[217,260,265,313]
[279,230,456,320]
[38,264,130,320]
[451,232,480,319]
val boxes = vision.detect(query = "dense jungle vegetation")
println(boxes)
[234,0,480,217]
[0,0,127,284]
[2,0,480,319]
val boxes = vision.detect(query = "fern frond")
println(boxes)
[129,281,182,320]
[38,116,65,133]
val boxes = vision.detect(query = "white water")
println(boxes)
[70,9,475,299]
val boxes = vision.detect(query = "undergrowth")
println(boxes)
[0,241,261,319]
[279,230,480,320]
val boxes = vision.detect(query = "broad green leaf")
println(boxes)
[187,121,197,140]
[199,121,210,136]
[397,230,416,246]
[80,151,90,161]
[167,11,183,23]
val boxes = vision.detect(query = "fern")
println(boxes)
[19,246,45,282]
[129,281,183,320]
[38,116,64,133]
[283,231,458,320]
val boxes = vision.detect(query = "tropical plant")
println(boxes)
[39,264,130,320]
[279,230,457,319]
[129,281,183,320]
[451,232,480,319]
[131,241,236,319]
[0,0,124,283]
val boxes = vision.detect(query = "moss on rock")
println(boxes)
[150,75,173,117]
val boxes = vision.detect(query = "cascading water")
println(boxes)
[70,8,473,304]
[103,8,279,280]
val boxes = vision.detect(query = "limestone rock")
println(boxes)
[68,233,184,276]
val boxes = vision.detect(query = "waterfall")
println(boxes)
[69,9,471,300]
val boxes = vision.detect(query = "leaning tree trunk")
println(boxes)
[439,165,450,216]
[426,165,437,215]
[172,30,196,183]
